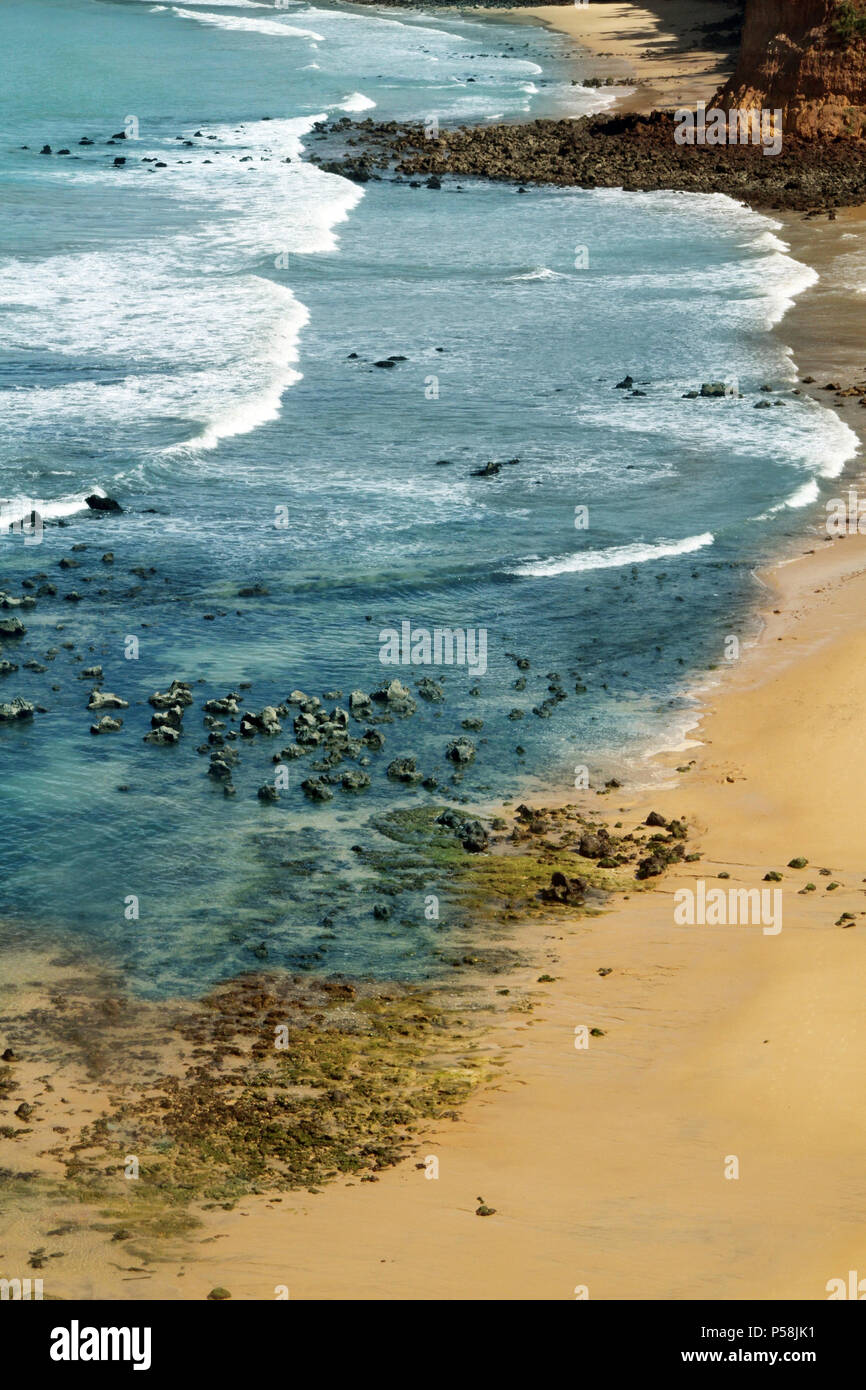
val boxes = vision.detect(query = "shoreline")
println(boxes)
[5,4,866,1302]
[188,40,866,1300]
[509,1,742,115]
[180,202,866,1301]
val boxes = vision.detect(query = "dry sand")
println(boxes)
[516,0,742,114]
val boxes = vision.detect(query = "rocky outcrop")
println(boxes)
[314,113,866,209]
[0,697,34,722]
[719,0,866,136]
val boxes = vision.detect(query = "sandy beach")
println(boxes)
[4,4,866,1305]
[516,0,743,114]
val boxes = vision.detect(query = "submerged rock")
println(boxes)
[301,777,333,802]
[416,676,445,702]
[371,678,416,716]
[349,689,374,719]
[341,769,371,791]
[151,705,184,732]
[387,756,422,784]
[204,694,240,718]
[240,706,282,737]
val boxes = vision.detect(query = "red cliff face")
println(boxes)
[719,0,866,136]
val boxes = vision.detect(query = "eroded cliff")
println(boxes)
[720,0,866,135]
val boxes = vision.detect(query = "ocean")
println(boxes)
[0,0,858,995]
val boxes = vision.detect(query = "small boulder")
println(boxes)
[445,736,475,764]
[85,493,123,512]
[0,698,34,722]
[144,725,180,746]
[91,715,123,734]
[88,689,129,711]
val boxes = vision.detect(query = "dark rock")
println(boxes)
[416,676,444,702]
[301,777,333,802]
[143,726,180,746]
[387,756,422,784]
[341,769,370,791]
[538,871,587,905]
[445,736,475,764]
[149,680,193,710]
[85,493,123,513]
[577,832,606,858]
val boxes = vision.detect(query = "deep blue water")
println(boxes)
[0,0,858,995]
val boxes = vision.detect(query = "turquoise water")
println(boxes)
[0,0,858,995]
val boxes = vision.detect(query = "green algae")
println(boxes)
[58,975,489,1232]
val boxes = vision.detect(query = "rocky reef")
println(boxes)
[310,112,866,210]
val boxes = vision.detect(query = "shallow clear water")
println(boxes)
[0,0,858,995]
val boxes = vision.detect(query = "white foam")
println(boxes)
[754,478,821,519]
[167,281,308,453]
[171,7,324,39]
[509,533,715,578]
[338,92,377,113]
[0,494,92,528]
[0,116,361,456]
[139,0,271,5]
[506,266,567,282]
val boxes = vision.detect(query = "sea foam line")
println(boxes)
[171,7,325,39]
[509,533,715,578]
